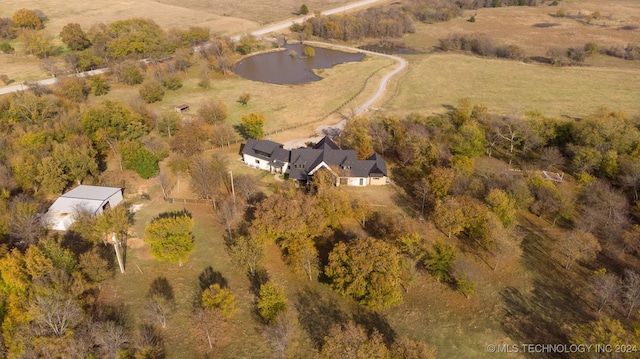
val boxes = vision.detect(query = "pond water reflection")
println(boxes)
[233,43,364,85]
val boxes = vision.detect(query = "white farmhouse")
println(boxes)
[241,136,387,186]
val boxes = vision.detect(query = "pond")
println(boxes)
[233,43,365,85]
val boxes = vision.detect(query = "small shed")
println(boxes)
[45,185,124,231]
[175,104,189,113]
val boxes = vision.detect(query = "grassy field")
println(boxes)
[404,0,640,59]
[385,53,640,118]
[94,53,394,139]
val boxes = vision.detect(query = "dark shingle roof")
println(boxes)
[244,136,387,181]
[242,138,291,162]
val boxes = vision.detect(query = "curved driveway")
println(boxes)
[305,41,407,115]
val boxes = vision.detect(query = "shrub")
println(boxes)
[303,45,315,57]
[0,41,14,54]
[139,80,165,103]
[300,4,309,15]
[162,75,183,90]
[584,42,599,56]
[12,9,44,30]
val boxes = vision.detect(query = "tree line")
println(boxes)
[291,0,550,42]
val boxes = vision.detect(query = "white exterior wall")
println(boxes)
[243,154,271,171]
[347,177,368,186]
[107,190,124,210]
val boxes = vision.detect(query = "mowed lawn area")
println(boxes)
[386,53,640,118]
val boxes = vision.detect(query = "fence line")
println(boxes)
[165,197,213,205]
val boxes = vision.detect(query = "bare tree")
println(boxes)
[92,321,130,359]
[191,307,225,351]
[263,312,295,359]
[622,269,640,318]
[145,277,175,328]
[30,293,84,337]
[157,170,171,200]
[216,196,241,240]
[590,271,620,313]
[10,194,46,246]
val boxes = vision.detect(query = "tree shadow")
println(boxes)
[148,276,175,300]
[248,267,270,296]
[233,124,250,140]
[60,230,94,256]
[296,287,348,350]
[154,209,192,221]
[198,266,229,290]
[501,220,596,351]
[352,308,397,346]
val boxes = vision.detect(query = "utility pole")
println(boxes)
[229,170,235,203]
[112,233,125,274]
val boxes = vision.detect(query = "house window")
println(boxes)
[342,165,351,170]
[294,163,304,169]
[255,159,260,164]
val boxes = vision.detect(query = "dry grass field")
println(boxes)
[385,53,640,118]
[405,0,640,58]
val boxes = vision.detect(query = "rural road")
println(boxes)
[247,0,381,40]
[0,68,109,95]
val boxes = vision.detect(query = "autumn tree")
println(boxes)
[325,237,404,310]
[202,283,237,319]
[560,230,601,270]
[106,18,173,59]
[390,337,436,359]
[341,116,374,160]
[485,188,516,227]
[228,235,264,276]
[54,76,90,103]
[139,79,165,103]
[82,100,147,148]
[192,283,237,351]
[432,197,465,238]
[21,30,56,58]
[12,9,44,30]
[570,319,631,358]
[257,281,288,322]
[144,211,195,266]
[198,99,227,124]
[145,276,175,328]
[424,241,456,283]
[170,119,209,157]
[60,23,91,50]
[113,60,144,85]
[321,321,389,359]
[241,112,265,139]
